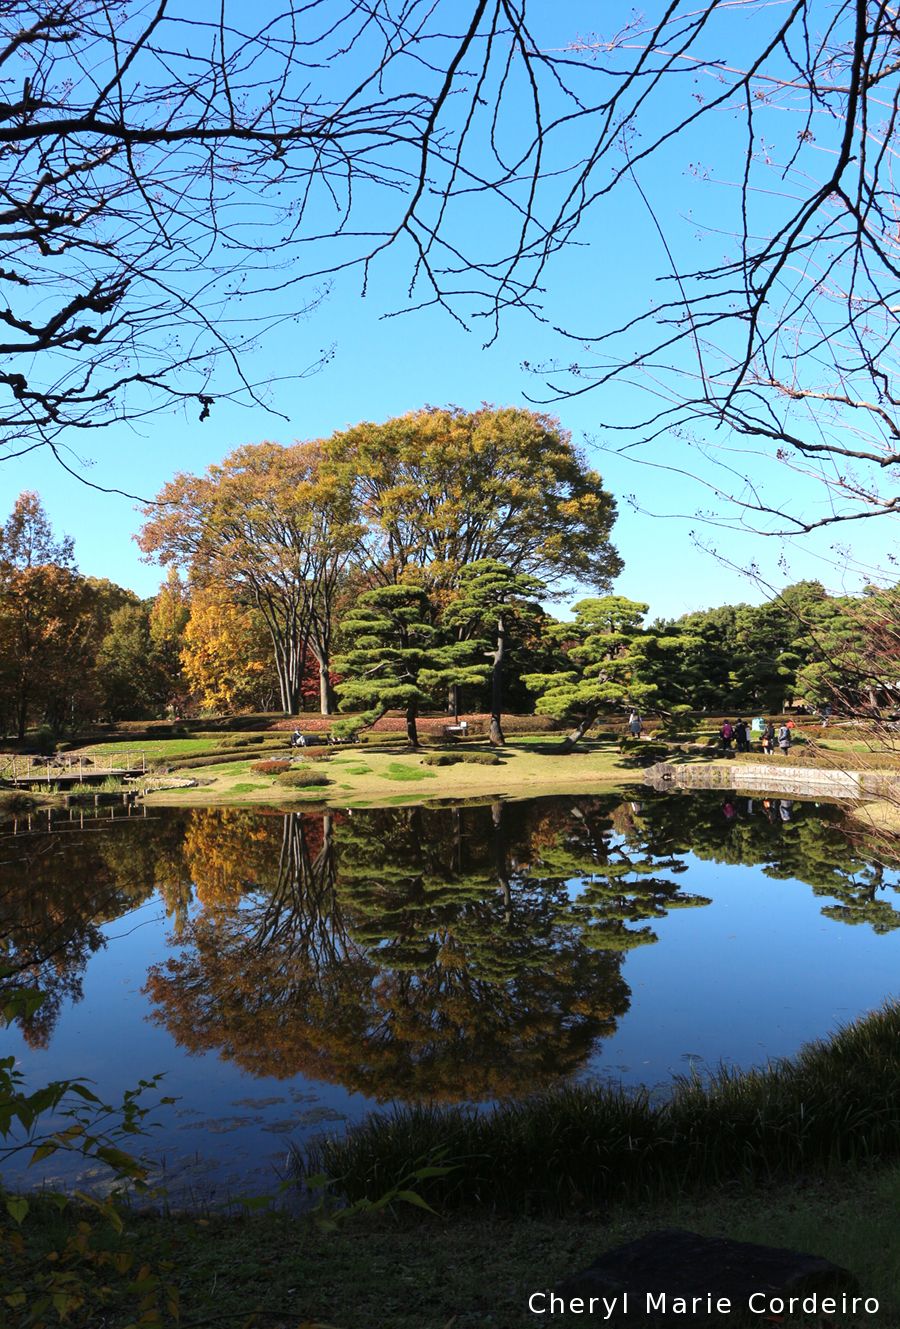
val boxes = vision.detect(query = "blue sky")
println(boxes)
[3,1,895,620]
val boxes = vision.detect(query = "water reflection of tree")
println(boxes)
[530,799,711,951]
[0,812,189,1044]
[143,800,721,1103]
[632,794,900,935]
[332,804,631,1099]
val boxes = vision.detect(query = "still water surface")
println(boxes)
[2,790,899,1200]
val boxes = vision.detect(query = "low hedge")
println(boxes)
[167,750,285,771]
[251,758,292,774]
[422,751,501,767]
[276,769,332,788]
[0,790,36,812]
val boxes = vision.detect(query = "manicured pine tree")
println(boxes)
[442,559,546,746]
[523,596,660,749]
[334,584,488,748]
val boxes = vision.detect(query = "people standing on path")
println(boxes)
[720,719,734,751]
[628,709,643,738]
[733,718,749,753]
[761,721,775,755]
[777,722,791,755]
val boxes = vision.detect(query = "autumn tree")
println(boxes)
[0,494,88,736]
[333,584,488,747]
[181,586,279,714]
[140,442,359,715]
[149,570,191,715]
[324,406,622,593]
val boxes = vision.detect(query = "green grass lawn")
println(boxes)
[80,736,231,757]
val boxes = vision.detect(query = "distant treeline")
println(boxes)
[2,408,896,739]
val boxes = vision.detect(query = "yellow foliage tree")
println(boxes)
[181,587,277,714]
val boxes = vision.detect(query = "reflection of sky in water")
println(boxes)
[583,850,900,1092]
[3,798,900,1203]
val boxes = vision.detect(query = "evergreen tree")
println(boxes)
[334,584,488,747]
[523,597,661,749]
[443,559,546,745]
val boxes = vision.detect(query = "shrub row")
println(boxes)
[250,759,292,774]
[422,751,501,766]
[0,790,36,813]
[165,750,284,771]
[276,769,331,788]
[267,712,566,736]
[302,1003,900,1216]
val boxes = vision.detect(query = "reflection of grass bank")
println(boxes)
[305,1004,900,1216]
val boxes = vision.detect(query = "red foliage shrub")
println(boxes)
[250,758,292,774]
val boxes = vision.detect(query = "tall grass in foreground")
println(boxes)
[301,1004,900,1214]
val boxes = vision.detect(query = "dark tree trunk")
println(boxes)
[492,799,512,923]
[489,613,506,746]
[447,682,460,719]
[406,698,419,749]
[559,710,598,751]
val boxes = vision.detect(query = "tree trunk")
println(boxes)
[406,698,419,749]
[447,683,460,718]
[489,613,506,746]
[318,657,332,715]
[492,799,512,924]
[16,683,27,740]
[559,710,598,751]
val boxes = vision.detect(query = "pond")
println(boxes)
[2,790,900,1203]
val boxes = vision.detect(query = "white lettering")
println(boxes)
[646,1293,667,1313]
[569,1297,584,1313]
[748,1293,767,1313]
[528,1292,546,1314]
[865,1299,880,1314]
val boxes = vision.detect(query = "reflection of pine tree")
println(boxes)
[629,794,900,935]
[144,802,637,1100]
[332,803,632,1099]
[532,800,711,951]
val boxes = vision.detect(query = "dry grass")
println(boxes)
[141,739,646,808]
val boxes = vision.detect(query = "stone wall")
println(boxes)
[644,761,900,802]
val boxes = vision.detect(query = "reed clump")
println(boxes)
[302,1004,900,1215]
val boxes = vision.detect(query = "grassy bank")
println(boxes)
[140,738,669,808]
[305,1004,900,1216]
[11,1163,900,1327]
